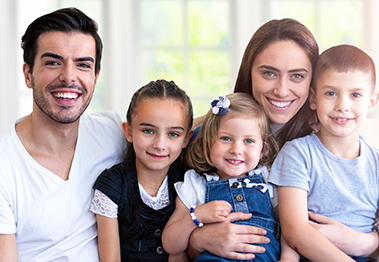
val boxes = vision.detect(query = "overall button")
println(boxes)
[154,229,161,237]
[236,194,243,201]
[232,182,239,188]
[156,246,164,254]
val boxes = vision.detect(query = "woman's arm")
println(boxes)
[162,197,232,256]
[96,214,121,262]
[0,234,18,262]
[278,186,354,262]
[187,212,269,261]
[308,211,379,258]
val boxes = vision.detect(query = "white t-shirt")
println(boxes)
[0,111,126,261]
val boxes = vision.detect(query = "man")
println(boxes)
[0,8,125,261]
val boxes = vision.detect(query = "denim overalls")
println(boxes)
[195,167,281,262]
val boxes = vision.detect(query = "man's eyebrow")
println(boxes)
[76,57,95,63]
[40,52,94,63]
[41,52,63,60]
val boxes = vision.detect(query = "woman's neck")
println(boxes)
[269,121,285,136]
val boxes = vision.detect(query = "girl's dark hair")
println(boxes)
[125,79,193,162]
[234,18,318,147]
[21,7,103,75]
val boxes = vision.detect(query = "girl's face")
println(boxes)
[210,116,263,180]
[251,40,312,124]
[123,98,191,175]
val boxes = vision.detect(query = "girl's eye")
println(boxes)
[169,132,179,138]
[244,139,254,144]
[143,129,153,134]
[221,137,231,141]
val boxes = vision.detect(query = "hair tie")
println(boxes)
[211,95,230,116]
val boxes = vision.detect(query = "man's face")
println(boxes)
[23,31,99,124]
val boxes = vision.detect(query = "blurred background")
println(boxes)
[1,0,378,133]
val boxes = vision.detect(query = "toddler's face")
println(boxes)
[210,116,263,180]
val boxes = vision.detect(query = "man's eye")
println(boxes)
[79,63,91,68]
[46,61,59,66]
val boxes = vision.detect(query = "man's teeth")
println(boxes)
[53,93,79,99]
[269,100,291,108]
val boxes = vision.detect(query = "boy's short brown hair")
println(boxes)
[312,44,376,92]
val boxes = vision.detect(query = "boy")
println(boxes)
[269,44,379,262]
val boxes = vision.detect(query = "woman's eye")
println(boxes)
[263,71,275,77]
[292,74,303,80]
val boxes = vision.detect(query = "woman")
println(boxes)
[188,18,378,261]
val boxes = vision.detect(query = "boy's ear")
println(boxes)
[183,130,193,148]
[122,122,133,143]
[309,88,317,110]
[368,92,379,113]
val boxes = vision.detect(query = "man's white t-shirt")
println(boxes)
[0,111,126,261]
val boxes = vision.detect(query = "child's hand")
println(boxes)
[195,201,232,224]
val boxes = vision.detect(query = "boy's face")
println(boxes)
[310,69,378,139]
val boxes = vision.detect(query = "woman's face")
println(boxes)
[251,40,312,124]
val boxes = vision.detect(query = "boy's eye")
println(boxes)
[143,129,153,134]
[325,91,336,96]
[352,93,361,98]
[221,137,231,141]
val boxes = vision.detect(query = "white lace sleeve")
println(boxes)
[90,189,118,218]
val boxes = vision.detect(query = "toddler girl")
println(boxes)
[90,80,193,261]
[162,93,282,261]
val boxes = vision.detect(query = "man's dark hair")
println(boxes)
[21,7,103,75]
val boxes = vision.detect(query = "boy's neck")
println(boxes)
[316,131,360,159]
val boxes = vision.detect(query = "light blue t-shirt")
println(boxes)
[268,133,379,233]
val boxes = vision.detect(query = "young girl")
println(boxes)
[90,80,193,262]
[162,93,287,262]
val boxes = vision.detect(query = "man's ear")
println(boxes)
[183,130,193,148]
[122,122,133,143]
[309,87,317,110]
[368,92,379,113]
[23,63,33,89]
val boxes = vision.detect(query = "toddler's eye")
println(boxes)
[352,93,361,98]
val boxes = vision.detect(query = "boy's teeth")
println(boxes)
[269,100,291,108]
